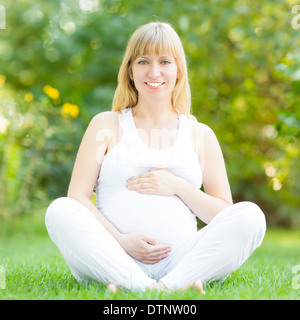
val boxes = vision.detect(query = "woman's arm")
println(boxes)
[175,123,233,223]
[67,112,123,239]
[126,123,233,224]
[67,112,170,263]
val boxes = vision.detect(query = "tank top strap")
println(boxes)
[176,113,196,151]
[177,113,189,138]
[118,107,130,130]
[117,107,138,142]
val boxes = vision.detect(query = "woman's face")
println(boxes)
[131,53,179,102]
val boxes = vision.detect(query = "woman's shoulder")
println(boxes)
[185,116,221,160]
[185,115,215,137]
[89,110,121,129]
[83,111,121,144]
[91,110,120,123]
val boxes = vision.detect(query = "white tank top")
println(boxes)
[96,107,203,246]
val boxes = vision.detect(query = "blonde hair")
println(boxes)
[112,22,191,115]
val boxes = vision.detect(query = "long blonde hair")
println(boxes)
[112,22,191,115]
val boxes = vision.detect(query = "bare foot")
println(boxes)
[156,281,168,291]
[107,283,118,293]
[149,280,170,292]
[148,282,158,291]
[149,280,205,295]
[182,280,205,295]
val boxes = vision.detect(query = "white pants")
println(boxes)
[45,197,266,291]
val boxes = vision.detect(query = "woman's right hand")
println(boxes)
[117,233,171,264]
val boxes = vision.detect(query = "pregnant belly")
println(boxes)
[98,190,197,246]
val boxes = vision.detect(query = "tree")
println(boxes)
[0,0,299,226]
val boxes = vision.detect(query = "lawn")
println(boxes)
[0,212,299,300]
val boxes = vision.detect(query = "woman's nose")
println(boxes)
[148,62,161,78]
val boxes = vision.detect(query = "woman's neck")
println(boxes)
[132,100,177,126]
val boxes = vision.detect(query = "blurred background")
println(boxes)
[0,0,299,230]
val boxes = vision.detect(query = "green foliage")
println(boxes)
[0,0,299,226]
[0,88,83,215]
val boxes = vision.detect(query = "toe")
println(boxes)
[107,283,118,293]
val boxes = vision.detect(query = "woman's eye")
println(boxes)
[161,60,171,65]
[138,60,148,65]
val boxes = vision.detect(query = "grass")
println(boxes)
[0,212,300,300]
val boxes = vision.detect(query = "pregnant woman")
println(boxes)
[45,22,266,293]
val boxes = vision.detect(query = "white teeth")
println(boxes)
[146,82,164,87]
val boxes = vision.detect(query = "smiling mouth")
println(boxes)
[145,82,165,88]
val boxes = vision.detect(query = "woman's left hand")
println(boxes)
[126,168,180,196]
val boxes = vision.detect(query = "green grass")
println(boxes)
[0,213,300,300]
